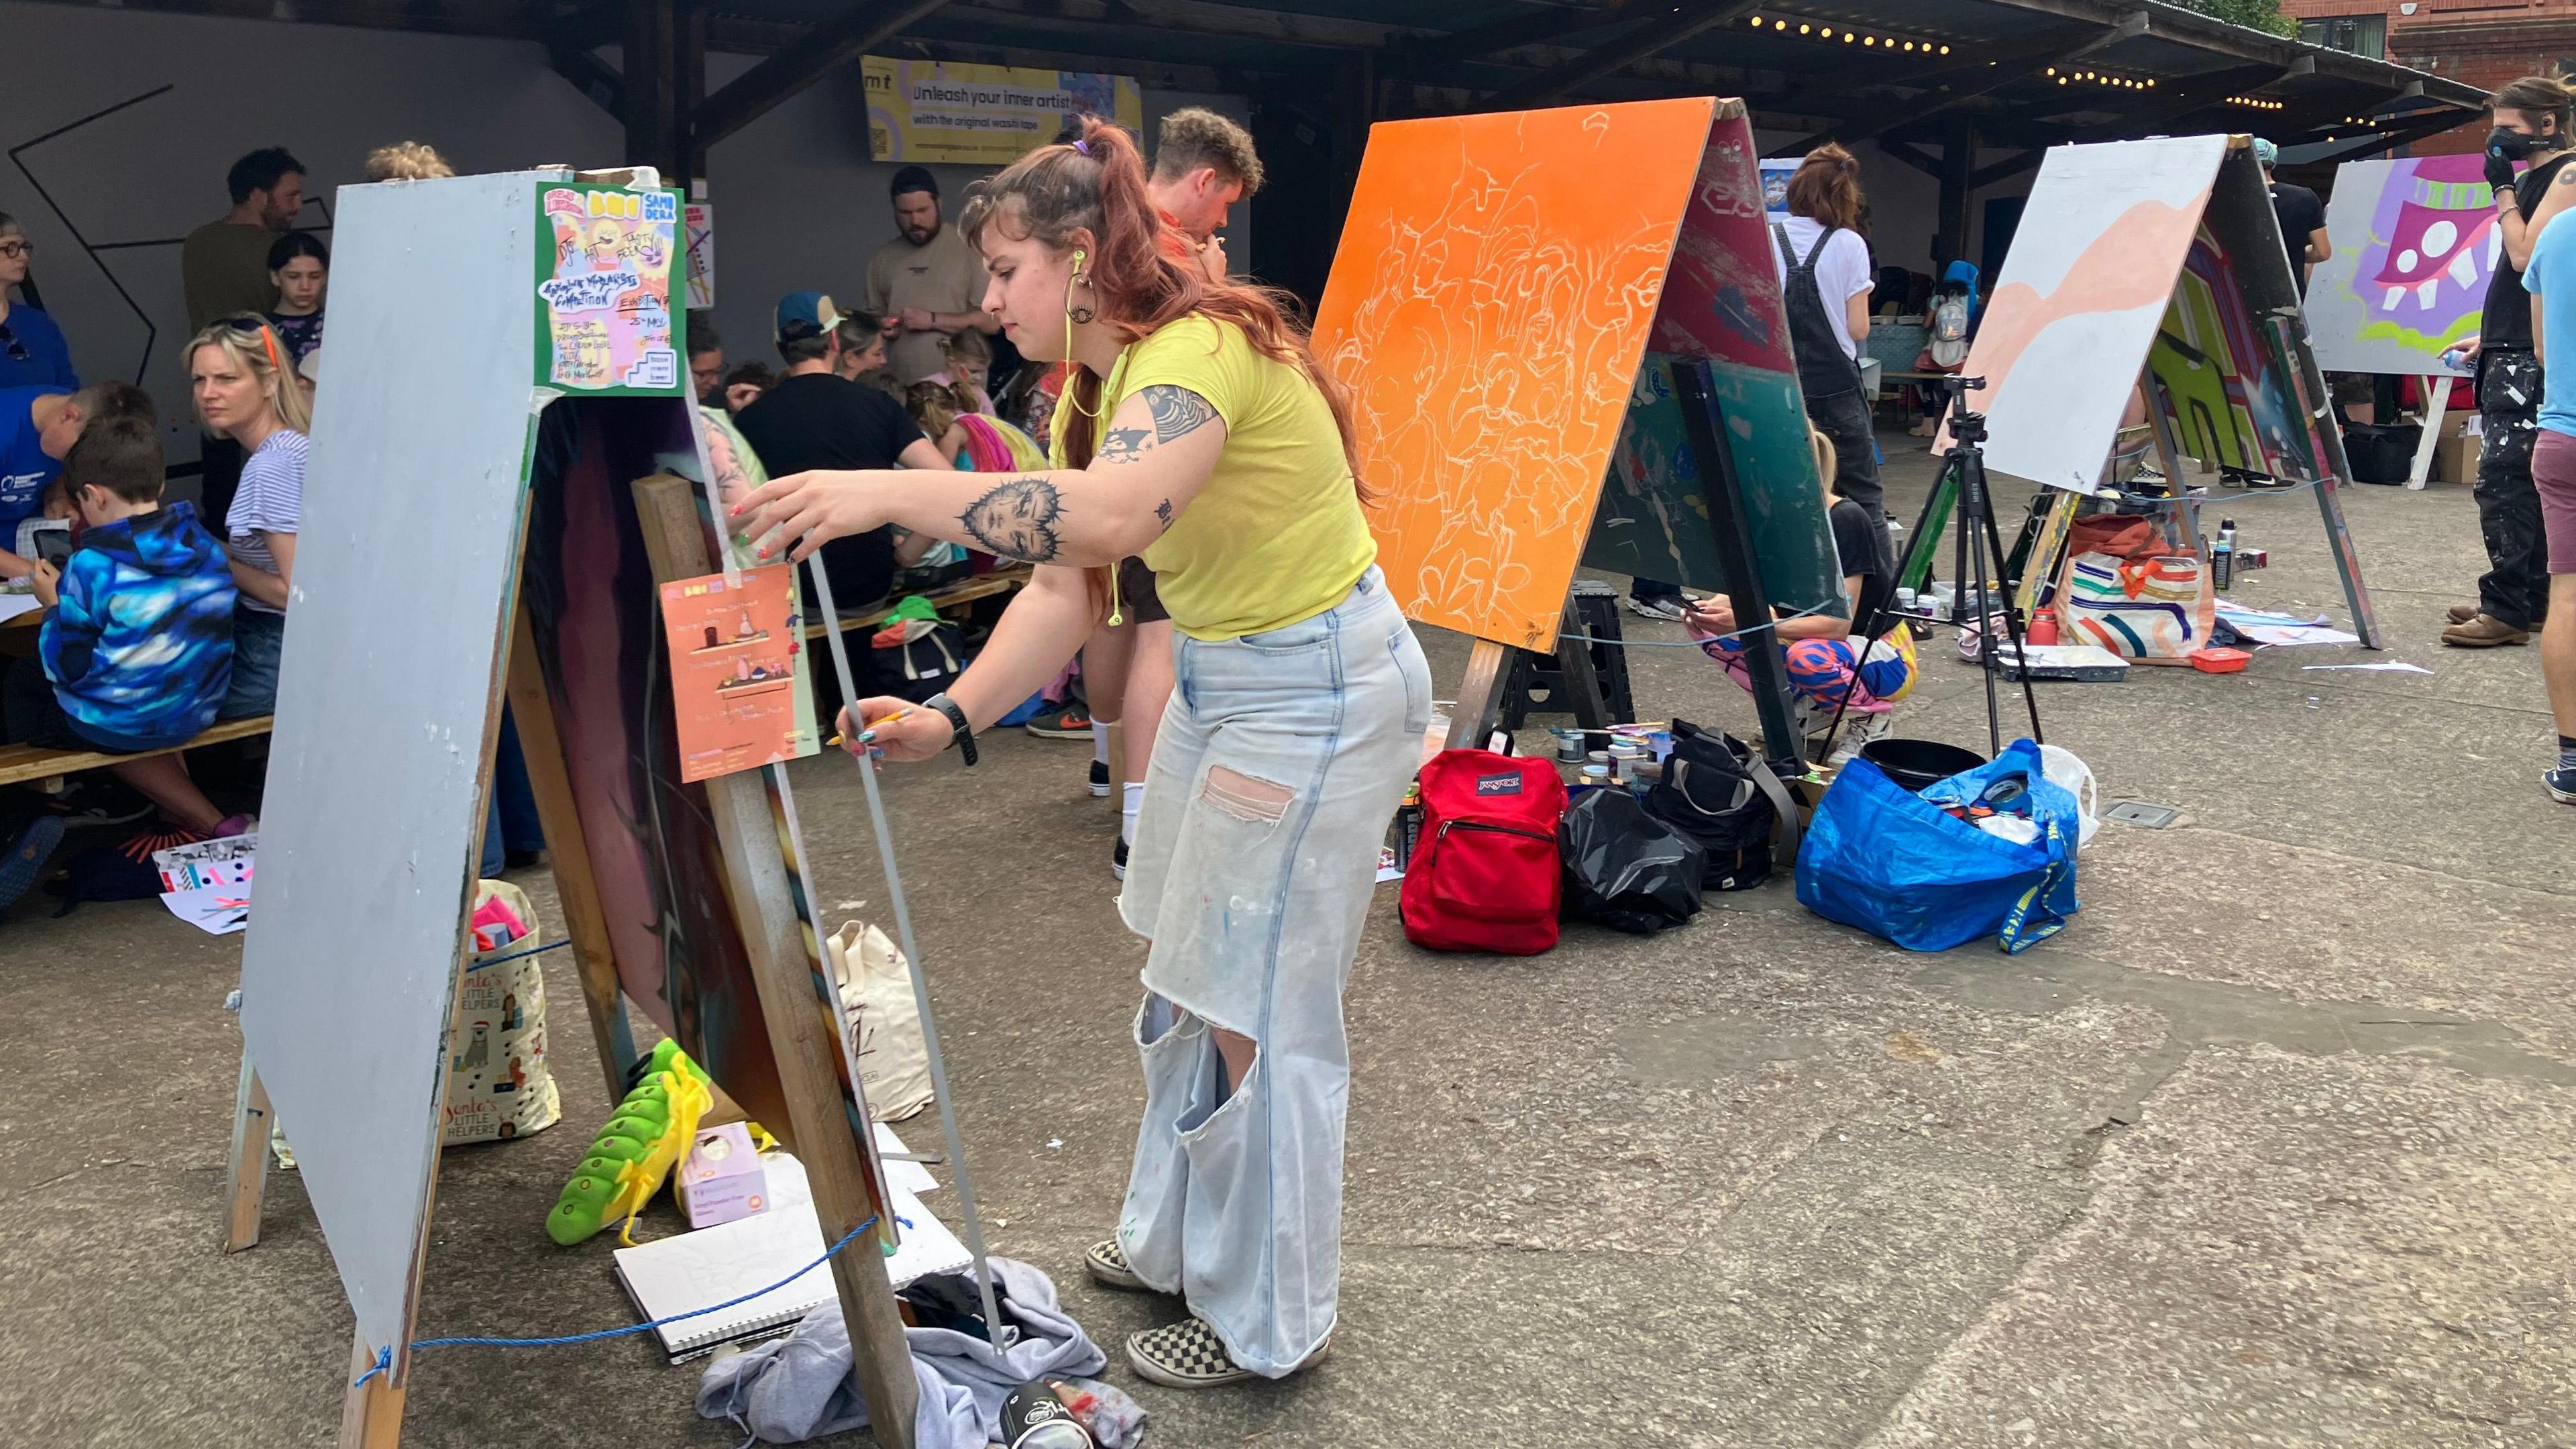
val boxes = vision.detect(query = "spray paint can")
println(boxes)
[2212,517,2237,592]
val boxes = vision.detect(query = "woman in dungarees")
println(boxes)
[1772,144,1886,532]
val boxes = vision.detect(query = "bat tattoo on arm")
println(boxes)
[959,478,1063,563]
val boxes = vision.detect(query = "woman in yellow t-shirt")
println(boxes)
[733,119,1431,1389]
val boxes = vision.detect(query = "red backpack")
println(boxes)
[1399,749,1568,955]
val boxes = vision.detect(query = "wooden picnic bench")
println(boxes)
[800,565,1031,641]
[0,715,276,792]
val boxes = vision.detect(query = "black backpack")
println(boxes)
[1641,719,1797,891]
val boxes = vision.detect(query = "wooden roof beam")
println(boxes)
[1480,0,1761,111]
[692,0,955,154]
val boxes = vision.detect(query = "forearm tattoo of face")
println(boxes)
[959,477,1063,563]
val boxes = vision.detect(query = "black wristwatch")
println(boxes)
[922,692,977,767]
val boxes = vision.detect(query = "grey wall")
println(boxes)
[0,1,1248,464]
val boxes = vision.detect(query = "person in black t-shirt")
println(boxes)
[2253,140,2328,289]
[1682,429,1915,765]
[2443,77,2576,647]
[733,292,950,613]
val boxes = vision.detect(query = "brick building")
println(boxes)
[2284,0,2576,152]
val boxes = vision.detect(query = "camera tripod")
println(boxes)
[1821,374,2043,761]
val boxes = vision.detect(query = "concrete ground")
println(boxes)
[4,434,2571,1449]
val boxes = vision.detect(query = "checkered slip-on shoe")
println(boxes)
[1126,1318,1250,1389]
[1084,1237,1152,1291]
[1125,1318,1332,1390]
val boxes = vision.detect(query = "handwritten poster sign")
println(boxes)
[862,56,1143,165]
[658,564,818,782]
[534,184,685,394]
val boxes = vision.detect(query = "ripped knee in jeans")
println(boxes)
[1200,765,1293,824]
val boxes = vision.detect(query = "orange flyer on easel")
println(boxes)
[659,565,819,782]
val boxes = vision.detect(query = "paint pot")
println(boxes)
[1858,737,1988,793]
[1894,587,1918,614]
[1555,730,1585,764]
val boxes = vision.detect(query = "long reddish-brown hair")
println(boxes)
[960,115,1364,493]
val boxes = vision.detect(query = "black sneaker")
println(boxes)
[0,814,66,915]
[1112,837,1128,881]
[47,779,153,830]
[1088,759,1111,798]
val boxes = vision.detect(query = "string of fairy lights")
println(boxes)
[1734,11,2373,130]
[2048,66,2155,91]
[1743,13,1950,54]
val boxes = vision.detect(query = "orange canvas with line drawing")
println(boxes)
[1313,99,1714,651]
[659,564,817,782]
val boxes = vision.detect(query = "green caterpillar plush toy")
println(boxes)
[547,1039,714,1246]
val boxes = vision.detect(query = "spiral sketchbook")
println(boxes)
[611,1175,971,1362]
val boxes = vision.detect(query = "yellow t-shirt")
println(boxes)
[1052,315,1376,640]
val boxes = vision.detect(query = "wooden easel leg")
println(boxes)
[222,1057,270,1253]
[505,602,639,1100]
[340,1331,407,1449]
[630,474,918,1448]
[2314,476,2384,649]
[2405,374,2452,490]
[1446,638,1511,750]
[1551,597,1612,730]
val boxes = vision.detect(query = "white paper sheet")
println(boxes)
[161,885,252,935]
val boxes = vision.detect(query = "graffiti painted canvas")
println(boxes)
[1959,136,2229,492]
[2304,156,2496,376]
[1585,106,1842,615]
[1316,97,1836,647]
[1313,99,1712,651]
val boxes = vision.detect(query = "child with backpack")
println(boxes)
[9,415,245,837]
[1683,430,1917,767]
[1912,261,1980,437]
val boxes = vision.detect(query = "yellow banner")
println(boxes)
[863,56,1143,165]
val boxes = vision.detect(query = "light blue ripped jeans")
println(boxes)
[1114,566,1432,1377]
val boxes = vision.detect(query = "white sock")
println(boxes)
[1091,720,1112,767]
[1122,781,1144,845]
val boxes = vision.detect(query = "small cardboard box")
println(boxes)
[2432,413,2481,485]
[676,1122,768,1228]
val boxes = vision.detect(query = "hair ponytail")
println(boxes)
[1786,142,1865,233]
[961,115,1366,496]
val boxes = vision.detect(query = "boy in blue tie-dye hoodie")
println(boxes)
[7,415,246,837]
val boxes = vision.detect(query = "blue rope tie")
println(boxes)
[473,936,572,969]
[352,1214,879,1388]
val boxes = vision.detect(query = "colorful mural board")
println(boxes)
[2303,155,2496,376]
[2149,228,2308,477]
[1316,97,1835,649]
[1960,135,2228,492]
[535,184,684,394]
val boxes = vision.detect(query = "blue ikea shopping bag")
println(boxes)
[1794,738,2079,953]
